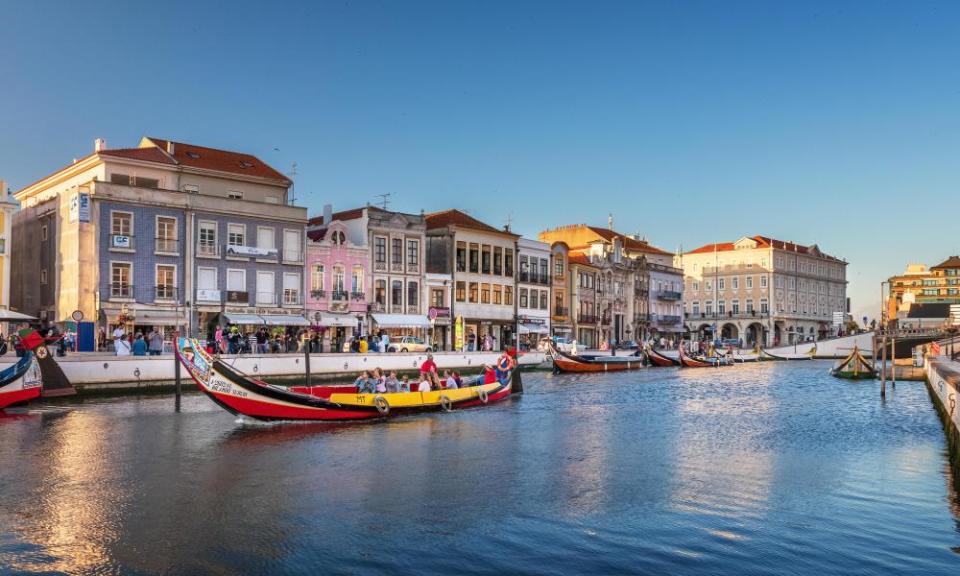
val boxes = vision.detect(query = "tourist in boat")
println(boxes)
[453,371,463,388]
[400,375,411,392]
[385,371,400,393]
[443,370,458,389]
[420,353,437,380]
[373,368,387,393]
[354,370,373,393]
[417,376,431,392]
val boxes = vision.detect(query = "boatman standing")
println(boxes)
[495,348,517,384]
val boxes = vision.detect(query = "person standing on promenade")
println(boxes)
[148,330,164,356]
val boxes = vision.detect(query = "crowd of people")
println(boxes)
[351,352,516,395]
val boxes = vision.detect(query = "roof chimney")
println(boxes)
[94,138,107,152]
[166,141,175,155]
[608,213,614,230]
[322,203,333,225]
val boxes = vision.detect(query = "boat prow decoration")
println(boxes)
[830,345,877,380]
[176,337,517,422]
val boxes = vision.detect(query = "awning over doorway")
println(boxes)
[371,314,431,329]
[316,313,358,327]
[130,308,188,327]
[0,309,37,321]
[260,314,310,327]
[518,323,550,335]
[222,313,266,325]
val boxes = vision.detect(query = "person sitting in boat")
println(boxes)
[417,376,432,393]
[373,368,387,393]
[385,371,400,393]
[444,370,458,389]
[480,364,498,385]
[400,375,411,392]
[354,370,375,393]
[453,371,463,388]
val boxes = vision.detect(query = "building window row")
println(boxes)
[519,288,549,310]
[454,281,514,305]
[456,242,514,277]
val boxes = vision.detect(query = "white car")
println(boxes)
[387,336,432,353]
[540,336,573,352]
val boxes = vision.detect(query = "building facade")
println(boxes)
[549,242,572,339]
[0,180,15,315]
[305,205,369,352]
[331,206,429,338]
[12,137,308,339]
[569,253,600,348]
[679,236,848,346]
[517,238,552,348]
[425,209,518,351]
[886,256,960,325]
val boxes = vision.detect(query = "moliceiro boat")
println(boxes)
[678,347,733,368]
[830,346,877,380]
[175,338,521,422]
[550,343,644,373]
[645,346,680,367]
[759,348,813,361]
[0,330,76,411]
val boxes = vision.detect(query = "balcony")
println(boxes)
[110,283,134,299]
[577,313,598,324]
[226,290,249,304]
[659,315,682,324]
[407,263,420,274]
[332,290,349,301]
[155,237,179,254]
[371,302,386,313]
[390,304,403,314]
[282,250,303,264]
[256,292,277,306]
[153,284,179,302]
[553,306,569,317]
[351,291,365,301]
[519,271,530,283]
[196,288,221,303]
[407,305,419,315]
[374,260,387,273]
[197,242,221,258]
[657,290,682,301]
[391,260,404,274]
[310,289,326,299]
[282,291,302,306]
[109,234,135,251]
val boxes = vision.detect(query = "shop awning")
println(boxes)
[316,313,358,327]
[518,322,550,335]
[371,313,431,328]
[134,309,189,326]
[260,314,310,326]
[222,313,265,325]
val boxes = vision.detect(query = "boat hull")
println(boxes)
[552,356,642,372]
[0,353,42,410]
[645,348,680,367]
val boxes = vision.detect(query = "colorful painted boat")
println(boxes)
[550,343,644,373]
[175,337,520,422]
[759,349,813,361]
[0,335,75,411]
[645,346,680,367]
[830,345,877,380]
[678,348,732,368]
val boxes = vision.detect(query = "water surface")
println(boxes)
[1,362,958,575]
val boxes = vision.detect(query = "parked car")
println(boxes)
[387,336,432,353]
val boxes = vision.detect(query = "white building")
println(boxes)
[0,179,16,317]
[516,238,551,347]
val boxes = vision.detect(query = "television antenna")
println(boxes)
[374,192,391,210]
[287,162,298,205]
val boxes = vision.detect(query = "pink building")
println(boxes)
[306,208,369,352]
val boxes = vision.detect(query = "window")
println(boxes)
[351,266,363,295]
[283,273,301,305]
[407,240,419,268]
[311,265,324,292]
[456,242,467,272]
[227,190,243,200]
[375,280,386,305]
[228,224,245,247]
[40,269,48,284]
[197,268,217,298]
[110,173,131,185]
[540,290,549,310]
[692,301,700,315]
[156,216,177,253]
[493,284,502,304]
[520,288,529,308]
[732,299,740,314]
[155,265,176,300]
[456,281,466,302]
[746,299,754,313]
[529,290,538,309]
[746,276,753,289]
[333,266,345,297]
[540,259,549,283]
[718,300,726,314]
[761,276,768,288]
[136,176,159,189]
[199,221,218,256]
[732,277,739,290]
[494,247,503,275]
[760,298,769,313]
[257,227,275,250]
[227,269,246,292]
[408,281,419,308]
[112,211,133,236]
[41,225,48,241]
[375,237,387,265]
[505,286,514,305]
[469,244,479,273]
[705,300,713,315]
[718,278,725,290]
[111,262,132,298]
[692,281,699,292]
[283,230,301,261]
[481,283,490,304]
[391,280,403,307]
[392,238,403,266]
[554,258,564,277]
[468,282,479,303]
[256,271,275,305]
[505,249,514,276]
[520,255,529,281]
[431,289,445,308]
[481,245,491,274]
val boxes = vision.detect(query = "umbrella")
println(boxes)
[0,309,38,321]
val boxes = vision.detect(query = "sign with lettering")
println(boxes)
[226,245,278,258]
[196,289,222,303]
[78,193,90,222]
[428,307,450,320]
[112,235,131,249]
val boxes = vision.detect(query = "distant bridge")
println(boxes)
[765,328,950,358]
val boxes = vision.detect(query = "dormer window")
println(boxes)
[238,160,254,169]
[186,151,201,159]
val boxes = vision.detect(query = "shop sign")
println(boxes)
[429,307,451,320]
[226,245,278,258]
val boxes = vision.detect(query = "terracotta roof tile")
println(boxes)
[686,242,736,254]
[425,209,518,237]
[686,235,843,262]
[567,252,598,268]
[98,147,177,165]
[144,137,290,182]
[931,255,960,270]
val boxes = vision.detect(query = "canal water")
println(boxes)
[1,362,958,575]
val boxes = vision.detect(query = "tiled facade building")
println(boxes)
[12,137,307,337]
[679,236,848,346]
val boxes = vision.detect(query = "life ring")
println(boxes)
[440,395,453,412]
[478,388,489,404]
[35,345,48,359]
[374,395,390,416]
[497,355,511,372]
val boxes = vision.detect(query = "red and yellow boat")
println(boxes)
[175,337,520,422]
[550,343,644,373]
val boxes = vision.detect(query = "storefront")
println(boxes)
[428,306,451,351]
[462,319,514,352]
[370,313,431,341]
[314,312,363,353]
[518,318,549,351]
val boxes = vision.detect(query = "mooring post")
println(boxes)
[880,335,887,398]
[891,336,896,387]
[304,340,312,388]
[174,331,182,412]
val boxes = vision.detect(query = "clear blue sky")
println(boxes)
[3,0,958,320]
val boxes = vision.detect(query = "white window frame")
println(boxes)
[257,226,275,250]
[110,260,134,299]
[283,272,301,306]
[198,220,219,257]
[155,215,179,254]
[155,263,178,301]
[110,210,134,236]
[256,271,275,305]
[283,228,302,262]
[226,268,247,292]
[227,223,246,247]
[197,267,218,301]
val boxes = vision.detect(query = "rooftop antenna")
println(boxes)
[288,161,298,205]
[608,213,614,230]
[374,192,391,210]
[505,212,514,232]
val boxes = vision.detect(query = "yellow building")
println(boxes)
[886,256,960,322]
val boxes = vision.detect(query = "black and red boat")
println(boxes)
[678,347,732,368]
[176,337,520,422]
[644,346,680,367]
[550,343,643,373]
[0,330,75,410]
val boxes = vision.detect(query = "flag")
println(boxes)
[931,342,942,356]
[17,329,45,352]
